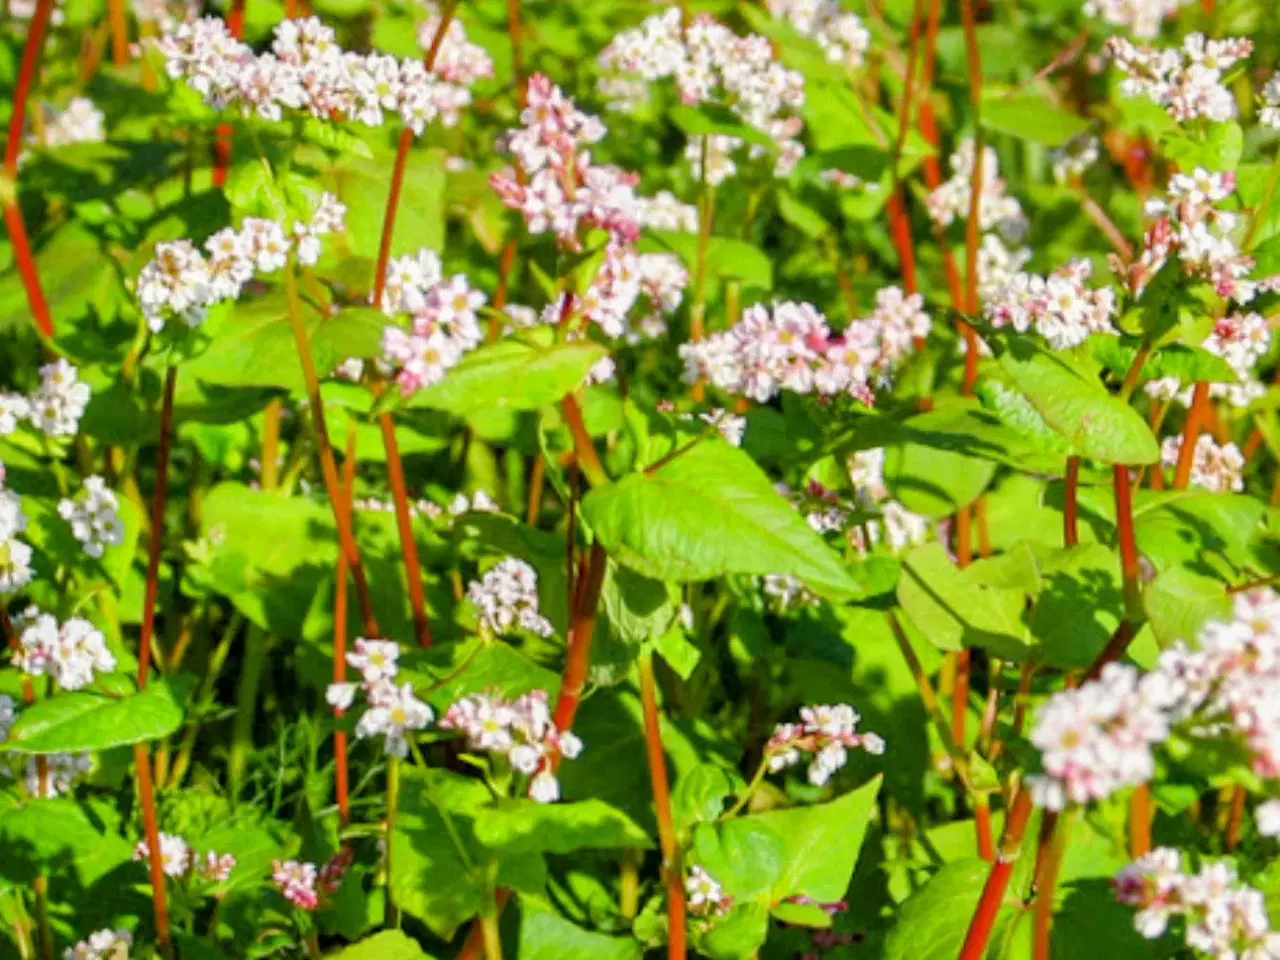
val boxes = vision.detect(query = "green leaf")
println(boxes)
[330,931,433,959]
[749,774,883,909]
[884,859,1018,960]
[391,767,546,939]
[300,118,374,159]
[998,337,1160,465]
[327,144,445,259]
[882,411,1000,518]
[669,103,776,151]
[897,542,1032,659]
[673,764,743,835]
[641,231,773,290]
[696,903,771,960]
[582,439,862,599]
[982,89,1090,147]
[1028,544,1124,669]
[3,678,191,754]
[517,904,643,960]
[1092,337,1237,385]
[180,295,384,389]
[409,332,606,416]
[473,799,653,854]
[1163,122,1243,172]
[1144,566,1230,645]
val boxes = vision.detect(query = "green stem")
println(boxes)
[386,755,401,927]
[228,624,269,802]
[722,760,768,819]
[169,613,243,788]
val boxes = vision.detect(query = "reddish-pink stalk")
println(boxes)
[333,425,358,826]
[379,410,432,647]
[958,789,1036,960]
[640,652,686,960]
[212,0,245,187]
[3,0,56,339]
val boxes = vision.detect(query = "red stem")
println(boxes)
[3,0,56,339]
[1173,382,1210,491]
[551,542,607,734]
[1031,812,1070,960]
[212,0,245,187]
[958,790,1035,960]
[379,411,432,647]
[1129,784,1152,857]
[640,652,686,960]
[886,0,923,297]
[107,0,129,66]
[333,424,358,826]
[975,798,995,861]
[1226,786,1247,850]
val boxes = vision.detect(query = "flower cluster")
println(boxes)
[846,448,931,554]
[983,258,1118,350]
[271,853,353,911]
[34,97,105,151]
[25,753,93,798]
[1147,310,1271,409]
[634,190,698,233]
[1083,0,1193,38]
[1263,73,1280,128]
[1030,590,1280,812]
[686,865,732,917]
[1114,849,1280,955]
[1159,434,1245,493]
[927,139,1028,242]
[0,468,33,596]
[1027,662,1175,811]
[58,475,125,559]
[766,704,885,787]
[134,833,236,882]
[439,689,582,803]
[465,558,554,638]
[378,248,486,395]
[766,0,870,70]
[64,928,132,960]
[15,611,116,691]
[156,15,491,133]
[1107,34,1253,123]
[326,638,433,757]
[11,359,93,439]
[137,196,345,333]
[597,9,805,179]
[1120,168,1258,305]
[680,289,930,405]
[763,573,820,611]
[1050,135,1100,185]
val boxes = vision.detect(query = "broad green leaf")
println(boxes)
[582,439,862,599]
[391,767,546,939]
[0,795,134,887]
[696,903,771,960]
[330,931,432,959]
[1144,566,1230,646]
[884,859,1019,960]
[327,144,445,259]
[517,904,643,960]
[3,678,191,754]
[1163,122,1243,172]
[301,117,374,160]
[882,412,1000,517]
[181,295,384,390]
[897,542,1032,659]
[0,223,114,336]
[673,763,744,835]
[1028,544,1123,669]
[999,337,1160,465]
[1092,337,1236,385]
[409,333,606,416]
[472,799,653,854]
[692,817,786,901]
[641,231,773,289]
[982,89,1090,146]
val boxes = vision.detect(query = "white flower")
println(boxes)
[17,613,116,691]
[354,682,433,757]
[1257,799,1280,837]
[686,865,729,915]
[134,832,192,878]
[325,682,357,710]
[28,359,90,438]
[24,753,92,798]
[58,475,125,559]
[64,928,132,960]
[346,638,400,685]
[466,558,554,637]
[528,769,560,803]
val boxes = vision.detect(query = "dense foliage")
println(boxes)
[5,0,1280,957]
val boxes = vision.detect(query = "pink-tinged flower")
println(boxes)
[272,859,319,910]
[1107,33,1252,123]
[465,558,554,638]
[134,833,192,878]
[686,865,732,916]
[1159,435,1244,493]
[766,703,885,786]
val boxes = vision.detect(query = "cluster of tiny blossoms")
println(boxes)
[1029,590,1280,816]
[1107,34,1252,123]
[137,195,345,333]
[491,76,690,342]
[29,97,105,154]
[1263,73,1280,128]
[680,289,930,405]
[58,475,125,559]
[597,9,805,181]
[439,689,582,803]
[927,139,1028,243]
[156,15,491,132]
[325,638,433,757]
[0,695,93,798]
[1160,434,1246,492]
[766,0,870,70]
[378,248,485,395]
[766,704,885,786]
[983,258,1118,350]
[271,850,350,911]
[15,610,116,691]
[0,359,93,440]
[134,832,236,882]
[0,466,33,596]
[1114,849,1280,956]
[1122,168,1258,305]
[1147,309,1272,409]
[686,865,733,917]
[1083,0,1193,38]
[64,928,132,960]
[846,447,931,554]
[465,557,554,638]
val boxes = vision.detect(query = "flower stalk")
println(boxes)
[639,650,686,960]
